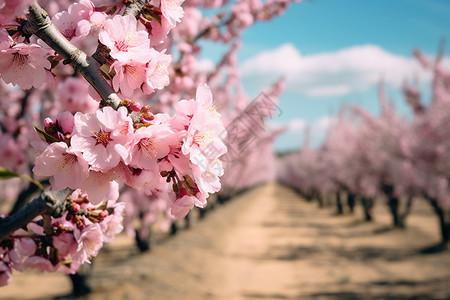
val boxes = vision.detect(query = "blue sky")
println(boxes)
[202,0,450,151]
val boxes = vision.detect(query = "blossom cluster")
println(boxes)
[0,183,125,286]
[0,0,178,95]
[33,83,226,219]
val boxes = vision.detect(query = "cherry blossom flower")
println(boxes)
[170,194,195,219]
[33,142,89,190]
[100,202,126,243]
[0,260,12,287]
[142,49,172,94]
[0,27,12,50]
[73,223,103,264]
[111,58,149,97]
[23,256,56,272]
[52,0,94,47]
[98,14,151,62]
[79,168,124,205]
[181,84,227,163]
[70,106,133,172]
[0,133,26,172]
[8,238,37,272]
[57,77,99,113]
[128,122,177,170]
[0,43,51,89]
[0,0,34,25]
[53,231,77,258]
[161,0,185,26]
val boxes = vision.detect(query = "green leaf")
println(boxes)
[0,166,20,179]
[0,166,45,190]
[100,63,114,81]
[34,125,60,144]
[142,7,162,25]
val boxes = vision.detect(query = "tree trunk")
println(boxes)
[428,197,450,246]
[361,197,374,221]
[135,226,153,253]
[347,193,356,213]
[336,192,343,215]
[388,196,402,227]
[317,193,324,208]
[398,197,413,228]
[68,262,93,297]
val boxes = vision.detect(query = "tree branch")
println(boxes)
[0,189,72,243]
[22,2,121,110]
[124,0,148,17]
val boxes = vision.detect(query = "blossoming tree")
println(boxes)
[0,0,300,288]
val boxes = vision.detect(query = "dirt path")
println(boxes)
[2,183,450,299]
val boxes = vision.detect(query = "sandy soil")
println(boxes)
[2,183,450,300]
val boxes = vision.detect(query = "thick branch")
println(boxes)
[22,2,121,109]
[124,0,148,17]
[0,189,72,243]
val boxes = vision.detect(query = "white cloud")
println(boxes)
[314,116,337,132]
[240,43,450,98]
[270,117,337,150]
[196,58,215,73]
[288,118,308,132]
[268,118,307,133]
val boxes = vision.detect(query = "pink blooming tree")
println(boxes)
[278,46,450,248]
[0,0,227,287]
[0,0,300,289]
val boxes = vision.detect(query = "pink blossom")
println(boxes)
[23,256,56,272]
[8,238,37,272]
[56,111,75,136]
[0,0,34,25]
[161,0,185,26]
[0,43,51,89]
[111,58,149,97]
[170,194,195,219]
[52,0,94,47]
[129,122,177,169]
[0,27,12,50]
[100,202,125,243]
[0,133,26,172]
[147,14,175,46]
[142,49,172,94]
[79,168,124,205]
[57,77,99,113]
[98,14,151,62]
[191,160,223,194]
[175,7,202,38]
[0,261,12,287]
[33,142,89,190]
[53,232,77,258]
[73,223,103,263]
[181,84,227,162]
[70,107,133,172]
[163,145,191,177]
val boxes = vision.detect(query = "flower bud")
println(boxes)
[43,118,54,128]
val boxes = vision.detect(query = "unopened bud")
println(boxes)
[43,118,54,128]
[130,102,142,112]
[140,117,154,124]
[73,203,81,212]
[120,99,132,106]
[140,105,151,113]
